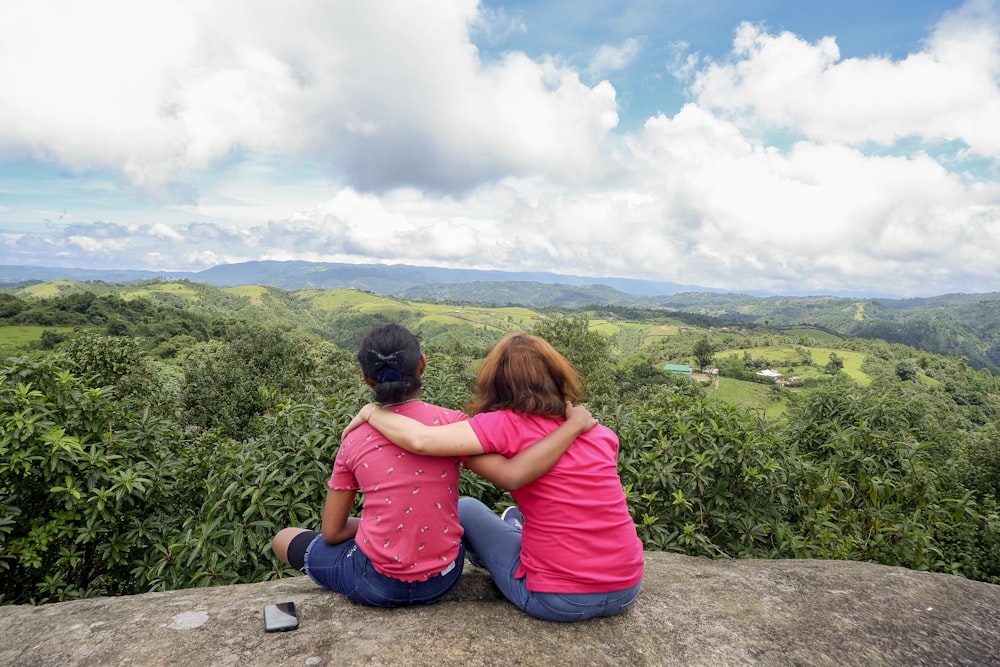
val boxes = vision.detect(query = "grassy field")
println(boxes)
[121,282,206,302]
[0,326,76,354]
[701,375,790,420]
[782,326,843,344]
[700,342,872,420]
[716,345,870,386]
[418,304,541,333]
[19,281,78,298]
[224,285,270,305]
[297,289,545,336]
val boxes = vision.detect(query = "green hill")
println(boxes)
[5,278,1000,376]
[656,292,1000,373]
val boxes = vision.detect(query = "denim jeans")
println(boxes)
[457,496,641,622]
[304,534,464,607]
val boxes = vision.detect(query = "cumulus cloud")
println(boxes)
[0,0,620,199]
[689,3,1000,157]
[2,1,1000,297]
[622,104,1000,295]
[150,223,184,241]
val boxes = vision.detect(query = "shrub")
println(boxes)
[611,385,792,558]
[0,353,183,603]
[778,381,981,573]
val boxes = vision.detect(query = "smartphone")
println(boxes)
[263,602,299,632]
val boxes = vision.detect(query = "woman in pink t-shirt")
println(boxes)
[345,332,644,620]
[272,324,594,608]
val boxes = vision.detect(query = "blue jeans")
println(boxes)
[457,497,641,622]
[303,534,464,607]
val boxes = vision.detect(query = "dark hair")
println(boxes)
[465,332,581,418]
[357,324,423,404]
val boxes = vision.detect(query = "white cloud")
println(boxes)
[613,102,1000,295]
[470,5,528,45]
[0,0,620,199]
[67,235,129,254]
[149,223,184,241]
[589,38,642,75]
[1,1,999,298]
[690,4,1000,157]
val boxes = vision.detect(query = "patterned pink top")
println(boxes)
[329,400,467,582]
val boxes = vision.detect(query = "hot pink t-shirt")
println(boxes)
[469,410,645,593]
[329,400,467,582]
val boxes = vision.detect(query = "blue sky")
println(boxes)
[1,0,997,297]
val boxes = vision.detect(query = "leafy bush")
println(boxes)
[144,396,361,589]
[4,294,1000,604]
[60,333,174,416]
[180,325,310,439]
[0,353,183,604]
[778,382,988,575]
[612,384,792,558]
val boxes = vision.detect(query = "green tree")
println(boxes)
[530,315,615,404]
[692,337,715,370]
[825,352,844,375]
[181,326,308,439]
[0,353,182,603]
[0,294,27,319]
[895,360,918,381]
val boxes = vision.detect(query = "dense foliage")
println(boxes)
[2,288,999,605]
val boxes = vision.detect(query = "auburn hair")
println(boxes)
[465,332,582,418]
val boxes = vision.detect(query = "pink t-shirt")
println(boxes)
[329,400,467,582]
[469,410,645,593]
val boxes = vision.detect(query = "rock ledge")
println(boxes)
[1,553,998,666]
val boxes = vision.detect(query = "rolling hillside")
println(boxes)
[3,260,1000,373]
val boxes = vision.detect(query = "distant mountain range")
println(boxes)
[0,260,728,301]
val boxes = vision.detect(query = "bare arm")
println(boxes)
[320,488,360,544]
[343,402,597,490]
[343,405,484,456]
[464,403,596,490]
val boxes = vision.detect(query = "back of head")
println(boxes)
[357,323,423,404]
[466,332,581,417]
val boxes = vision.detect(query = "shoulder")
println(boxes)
[469,408,508,423]
[469,409,525,433]
[576,422,620,453]
[405,401,468,425]
[339,423,385,453]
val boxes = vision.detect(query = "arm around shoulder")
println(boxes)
[361,404,484,456]
[465,402,596,491]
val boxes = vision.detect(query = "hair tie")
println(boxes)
[376,368,404,384]
[367,348,408,384]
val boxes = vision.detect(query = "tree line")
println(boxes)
[1,292,998,605]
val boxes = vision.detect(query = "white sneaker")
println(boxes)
[500,506,524,530]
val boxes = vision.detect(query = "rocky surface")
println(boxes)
[2,552,999,666]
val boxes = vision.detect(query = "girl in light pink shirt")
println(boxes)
[345,332,643,620]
